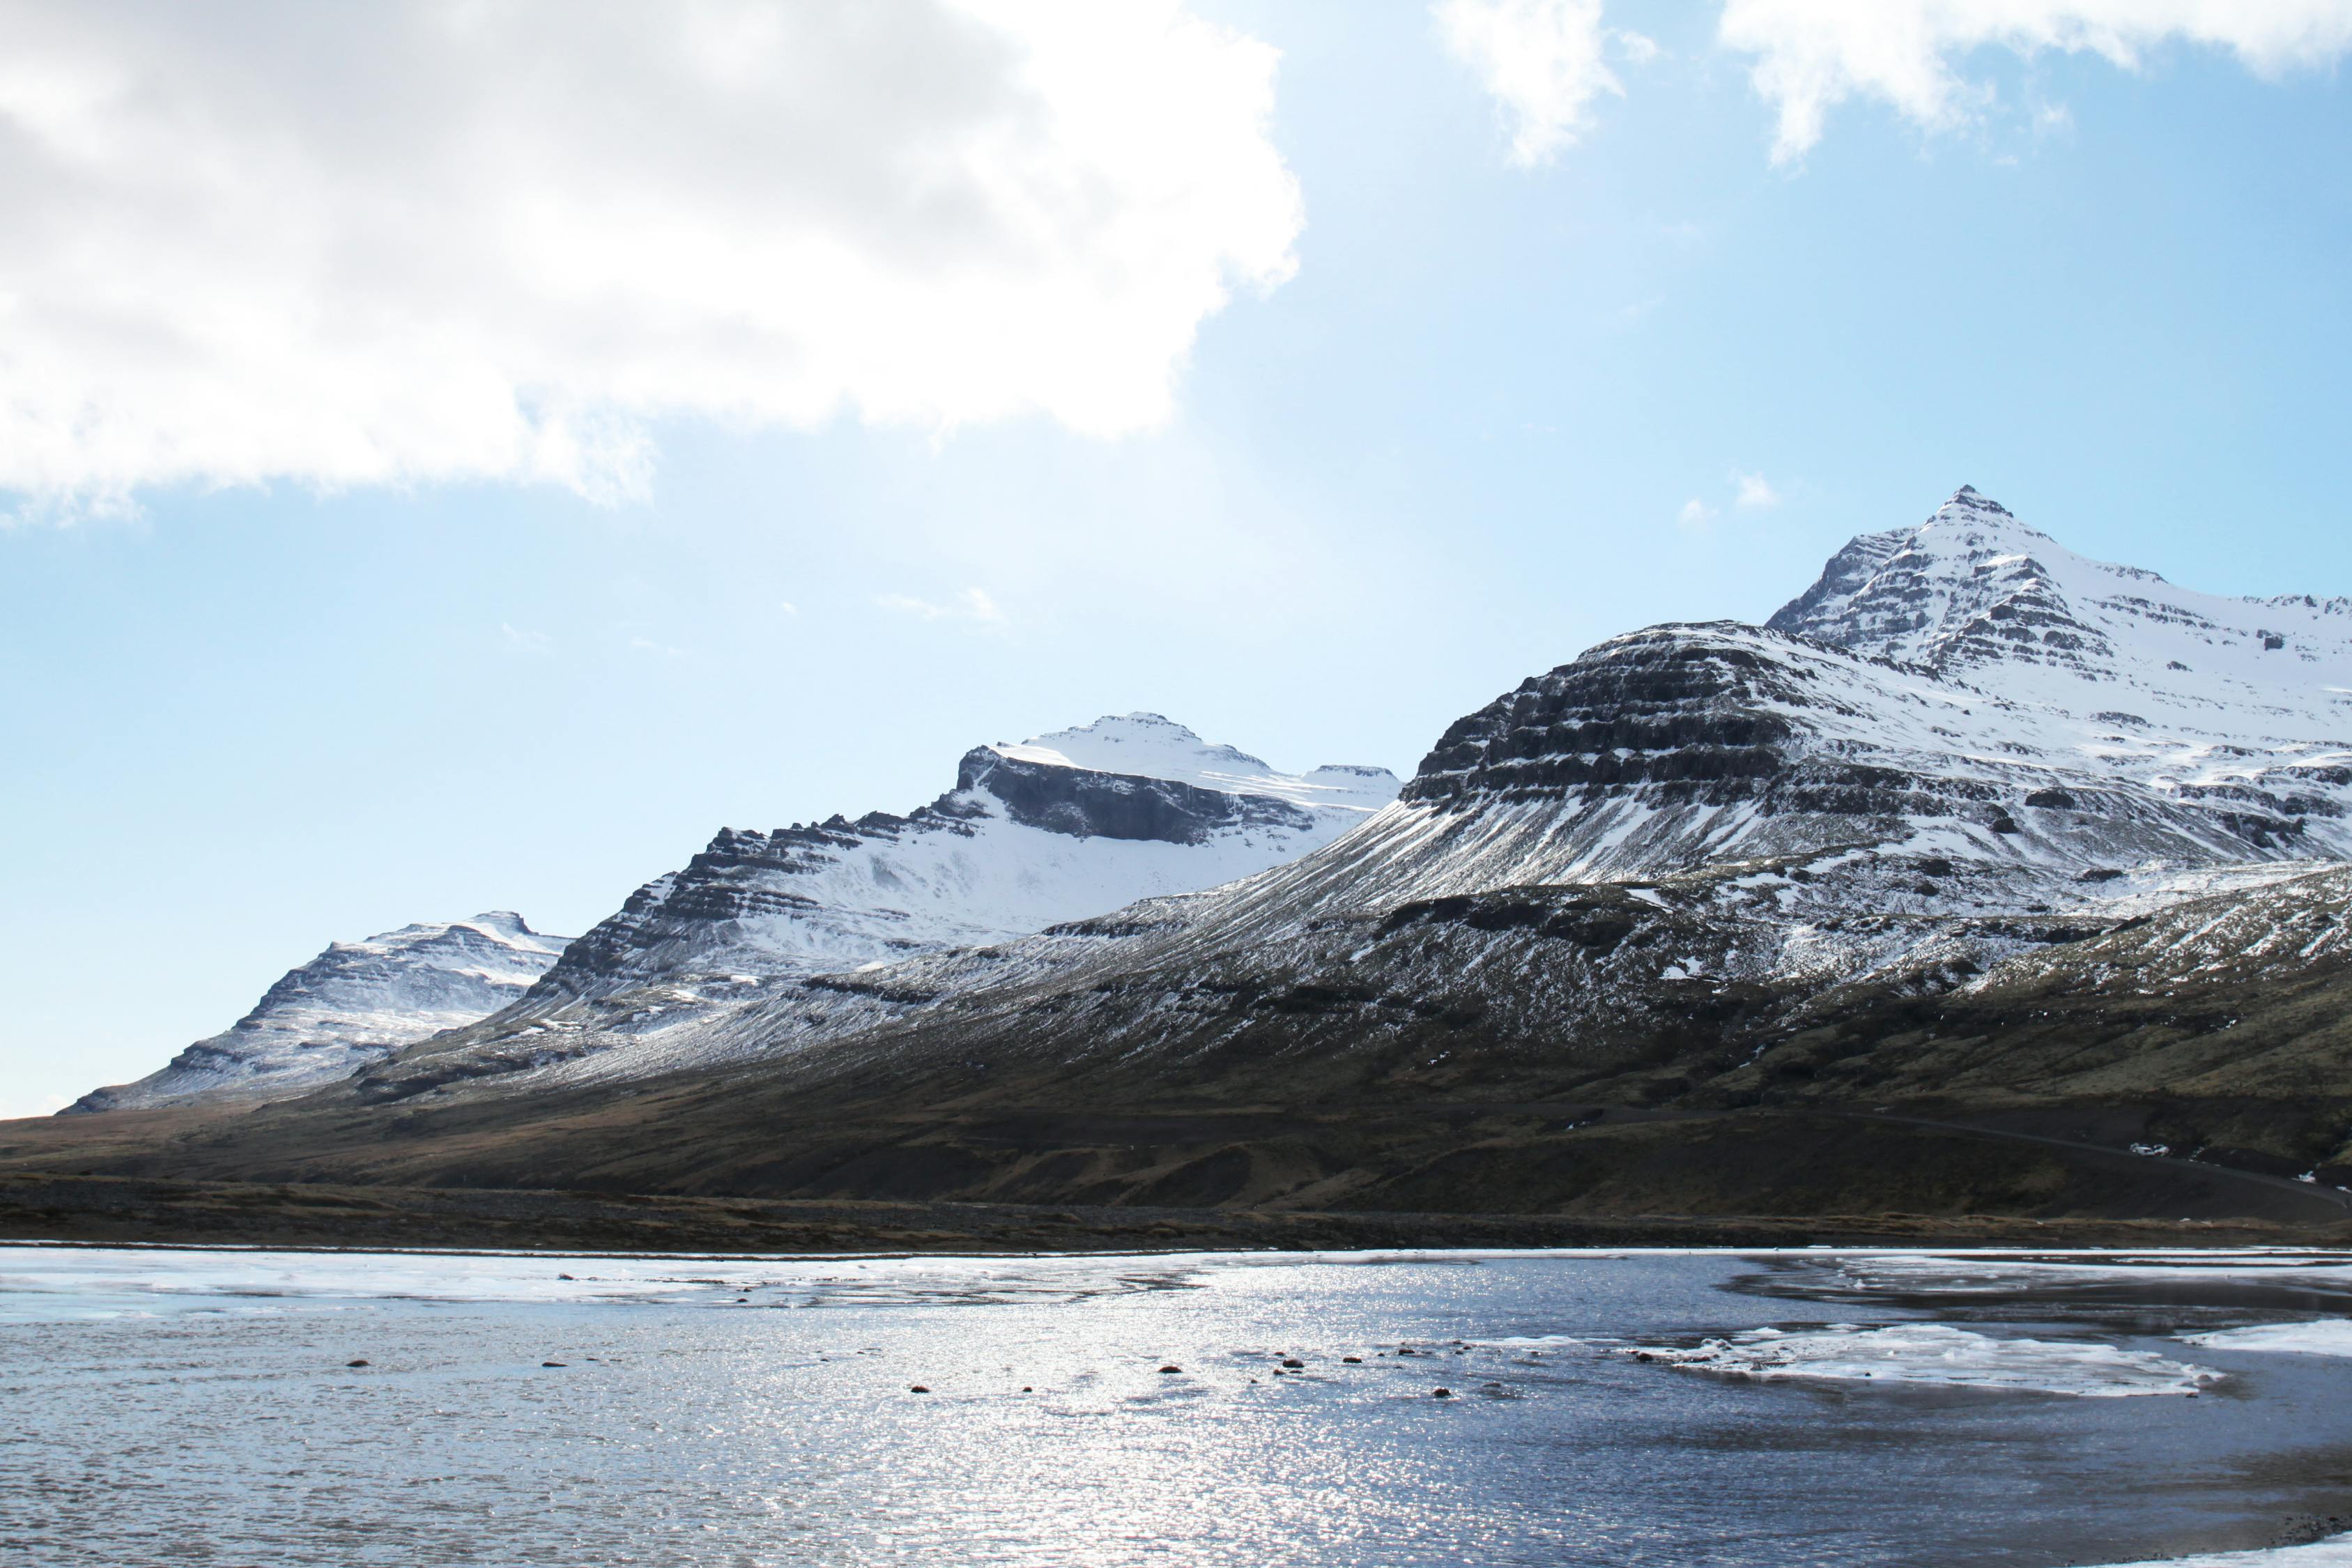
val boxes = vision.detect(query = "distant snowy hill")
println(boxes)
[67,913,570,1113]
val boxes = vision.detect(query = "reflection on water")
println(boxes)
[3,1246,2351,1565]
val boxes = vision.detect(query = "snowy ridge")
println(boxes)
[67,913,570,1113]
[529,713,1399,1003]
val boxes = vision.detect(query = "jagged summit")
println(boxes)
[1770,486,2080,670]
[1770,489,2352,712]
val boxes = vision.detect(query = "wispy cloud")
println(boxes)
[628,635,688,658]
[877,587,1010,632]
[0,2,1302,513]
[1718,0,2352,163]
[500,623,552,656]
[1682,472,1781,526]
[1437,0,1652,165]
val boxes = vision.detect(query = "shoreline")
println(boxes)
[7,1171,2347,1257]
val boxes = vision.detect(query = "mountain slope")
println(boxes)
[67,913,571,1113]
[537,713,1395,1001]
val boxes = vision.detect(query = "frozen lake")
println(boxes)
[6,1245,2352,1565]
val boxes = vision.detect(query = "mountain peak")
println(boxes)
[985,714,1397,814]
[461,910,535,935]
[1771,489,2352,707]
[1769,488,2076,669]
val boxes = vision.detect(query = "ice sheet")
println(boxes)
[2092,1538,2352,1567]
[1624,1322,2219,1396]
[2181,1319,2352,1358]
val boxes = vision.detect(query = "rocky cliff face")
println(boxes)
[66,913,570,1112]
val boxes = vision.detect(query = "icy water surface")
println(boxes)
[6,1246,2352,1565]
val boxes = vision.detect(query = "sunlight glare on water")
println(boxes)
[6,1247,2352,1565]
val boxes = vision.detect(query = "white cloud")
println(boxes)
[778,601,800,617]
[0,1,1302,512]
[1718,0,2352,162]
[1437,0,1627,164]
[1615,28,1663,65]
[1735,472,1781,507]
[1679,498,1719,526]
[0,1092,68,1121]
[500,623,553,655]
[878,586,1010,630]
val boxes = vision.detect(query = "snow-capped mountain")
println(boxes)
[351,487,2352,1109]
[349,714,1399,1095]
[45,489,2352,1218]
[67,912,571,1113]
[1280,485,2352,909]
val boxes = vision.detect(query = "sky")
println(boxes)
[3,0,2350,1114]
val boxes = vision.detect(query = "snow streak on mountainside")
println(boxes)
[344,488,2352,1106]
[68,914,570,1113]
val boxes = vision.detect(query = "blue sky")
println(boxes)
[4,0,2349,1112]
